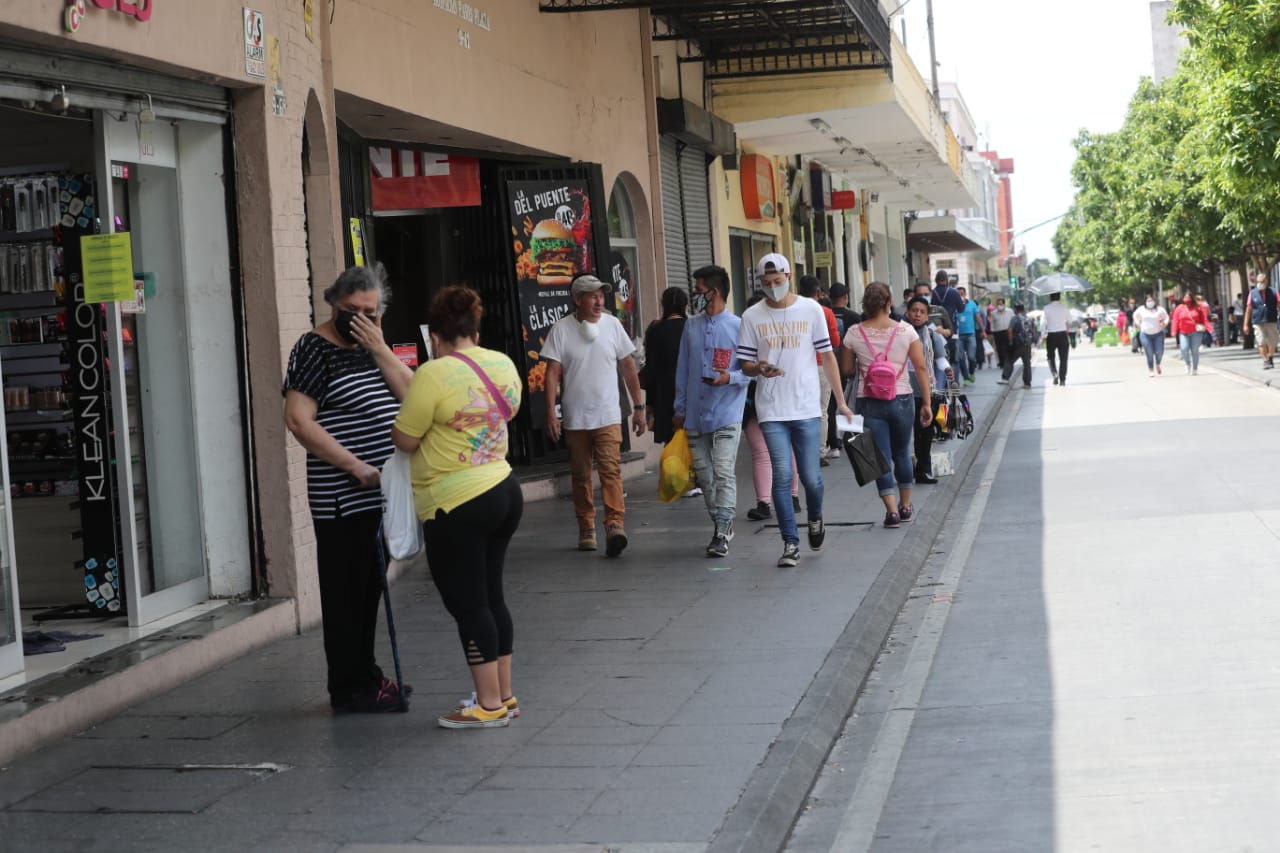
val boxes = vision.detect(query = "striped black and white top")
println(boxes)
[283,332,398,520]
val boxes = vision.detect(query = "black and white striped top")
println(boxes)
[282,332,398,520]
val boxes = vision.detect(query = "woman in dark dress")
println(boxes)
[642,286,688,445]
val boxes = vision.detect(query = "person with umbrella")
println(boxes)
[1042,293,1071,386]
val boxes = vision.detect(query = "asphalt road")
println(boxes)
[787,342,1280,852]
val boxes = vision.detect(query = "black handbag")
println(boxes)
[843,429,890,487]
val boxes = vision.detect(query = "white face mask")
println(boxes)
[762,282,789,303]
[1146,300,1155,309]
[578,317,600,343]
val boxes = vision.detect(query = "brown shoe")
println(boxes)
[578,528,597,551]
[605,525,628,557]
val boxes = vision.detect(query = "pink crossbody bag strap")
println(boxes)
[448,351,513,421]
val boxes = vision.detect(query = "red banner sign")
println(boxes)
[831,190,857,210]
[369,148,481,211]
[740,154,777,220]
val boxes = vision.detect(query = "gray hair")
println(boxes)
[323,262,390,312]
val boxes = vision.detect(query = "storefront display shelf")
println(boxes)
[0,228,54,244]
[4,409,73,422]
[0,339,67,348]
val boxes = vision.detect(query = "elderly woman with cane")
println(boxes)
[283,263,413,713]
[393,286,524,729]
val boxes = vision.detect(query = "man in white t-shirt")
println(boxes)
[736,254,854,568]
[543,275,647,556]
[988,298,1013,370]
[1041,292,1071,386]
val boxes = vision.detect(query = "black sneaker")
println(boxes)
[721,520,735,542]
[332,681,408,714]
[883,511,901,529]
[777,542,800,568]
[746,501,771,521]
[706,534,729,558]
[898,504,914,523]
[807,518,825,551]
[605,526,628,557]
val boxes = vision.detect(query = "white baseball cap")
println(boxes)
[756,253,791,279]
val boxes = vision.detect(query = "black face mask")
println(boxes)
[334,310,360,344]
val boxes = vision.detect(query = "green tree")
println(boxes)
[1172,0,1280,271]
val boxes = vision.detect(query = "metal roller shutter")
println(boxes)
[659,135,713,290]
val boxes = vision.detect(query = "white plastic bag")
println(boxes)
[381,449,422,560]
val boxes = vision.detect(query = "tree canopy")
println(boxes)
[1055,1,1280,302]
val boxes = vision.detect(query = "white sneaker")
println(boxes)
[683,487,703,498]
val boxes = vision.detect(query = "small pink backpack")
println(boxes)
[858,324,906,400]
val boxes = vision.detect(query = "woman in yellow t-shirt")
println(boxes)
[392,286,523,729]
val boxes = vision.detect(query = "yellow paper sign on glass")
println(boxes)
[81,233,135,303]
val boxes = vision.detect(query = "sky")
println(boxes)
[897,0,1163,262]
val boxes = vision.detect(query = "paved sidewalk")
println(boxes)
[0,378,1006,852]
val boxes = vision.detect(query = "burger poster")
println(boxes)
[509,178,600,423]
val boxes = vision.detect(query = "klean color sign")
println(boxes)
[740,154,777,220]
[831,190,857,211]
[65,0,152,33]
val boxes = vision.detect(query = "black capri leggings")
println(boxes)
[424,474,524,666]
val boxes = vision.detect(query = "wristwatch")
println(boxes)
[634,403,646,409]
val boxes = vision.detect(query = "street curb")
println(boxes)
[707,382,1013,853]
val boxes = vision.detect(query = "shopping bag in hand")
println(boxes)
[381,449,423,560]
[658,428,694,503]
[842,429,890,487]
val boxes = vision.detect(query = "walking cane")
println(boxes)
[374,522,409,712]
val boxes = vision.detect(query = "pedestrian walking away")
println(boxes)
[999,303,1035,388]
[542,274,647,556]
[1042,292,1071,386]
[905,295,952,485]
[842,282,933,528]
[673,265,750,558]
[1244,272,1279,369]
[392,286,523,729]
[1171,292,1210,375]
[1132,295,1170,376]
[282,263,414,714]
[737,253,854,568]
[954,285,982,384]
[641,286,688,445]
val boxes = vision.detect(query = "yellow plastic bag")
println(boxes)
[657,428,694,503]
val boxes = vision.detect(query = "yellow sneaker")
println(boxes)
[437,702,509,729]
[452,692,520,718]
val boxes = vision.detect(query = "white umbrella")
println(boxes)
[1026,272,1094,295]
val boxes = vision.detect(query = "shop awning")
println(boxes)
[539,0,891,79]
[906,214,997,254]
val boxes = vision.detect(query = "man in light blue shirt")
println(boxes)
[954,285,982,385]
[674,265,750,558]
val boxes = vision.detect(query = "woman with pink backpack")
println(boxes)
[841,282,934,528]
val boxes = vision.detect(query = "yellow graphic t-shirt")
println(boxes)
[394,347,521,520]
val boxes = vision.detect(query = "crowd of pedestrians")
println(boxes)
[283,257,1003,726]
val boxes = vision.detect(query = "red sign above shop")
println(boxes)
[740,154,777,220]
[369,148,481,211]
[831,190,857,211]
[64,0,152,33]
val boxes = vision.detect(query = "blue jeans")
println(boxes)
[859,395,915,496]
[760,418,824,545]
[1140,331,1165,370]
[687,424,742,528]
[1179,331,1201,370]
[958,333,977,379]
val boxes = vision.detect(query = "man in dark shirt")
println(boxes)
[932,270,964,364]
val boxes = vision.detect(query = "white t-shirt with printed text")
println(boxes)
[736,296,833,423]
[541,313,635,431]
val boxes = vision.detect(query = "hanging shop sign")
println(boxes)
[64,0,153,33]
[740,154,776,220]
[369,149,481,211]
[814,251,833,268]
[303,0,314,41]
[243,8,266,78]
[508,178,597,425]
[831,190,857,211]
